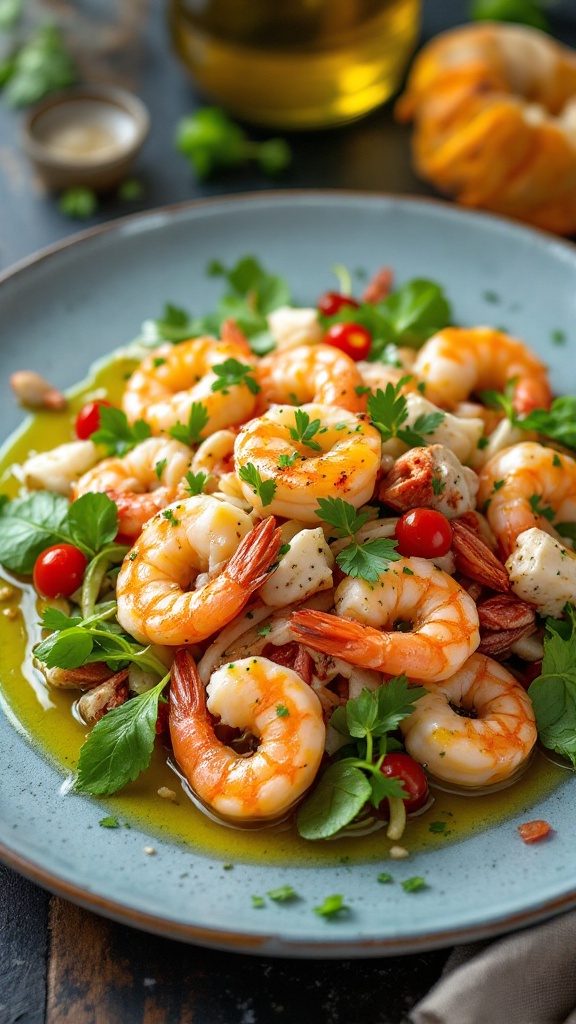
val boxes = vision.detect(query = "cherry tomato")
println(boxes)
[395,508,453,559]
[317,291,360,317]
[324,321,372,361]
[379,752,429,813]
[33,544,88,599]
[74,399,112,440]
[518,819,552,844]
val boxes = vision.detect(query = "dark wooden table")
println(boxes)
[1,2,575,1022]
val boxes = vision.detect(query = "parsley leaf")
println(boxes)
[152,302,195,343]
[314,894,349,918]
[528,605,576,767]
[315,496,401,582]
[238,463,277,507]
[75,674,169,795]
[521,397,576,453]
[367,383,444,447]
[91,405,151,457]
[184,470,210,496]
[288,409,323,451]
[168,401,209,446]
[210,358,260,395]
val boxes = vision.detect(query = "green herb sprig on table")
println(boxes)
[176,106,291,180]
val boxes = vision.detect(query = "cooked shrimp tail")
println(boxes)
[225,515,283,592]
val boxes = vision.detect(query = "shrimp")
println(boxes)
[290,560,480,683]
[73,436,192,539]
[413,327,552,415]
[122,331,257,436]
[116,495,282,645]
[396,22,576,235]
[169,649,325,822]
[233,402,381,521]
[256,343,366,413]
[477,441,576,557]
[400,653,537,788]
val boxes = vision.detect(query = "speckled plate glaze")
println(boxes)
[1,192,576,957]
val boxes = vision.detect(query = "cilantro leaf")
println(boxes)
[168,401,209,446]
[238,463,277,507]
[528,607,576,766]
[91,405,151,456]
[0,491,70,573]
[75,675,169,795]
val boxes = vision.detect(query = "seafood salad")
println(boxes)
[2,255,576,851]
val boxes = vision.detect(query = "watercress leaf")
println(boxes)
[528,612,576,766]
[211,256,291,315]
[0,491,70,573]
[296,760,372,840]
[41,607,82,631]
[328,705,351,740]
[346,688,379,739]
[378,279,452,349]
[35,627,94,669]
[66,493,118,554]
[75,677,167,795]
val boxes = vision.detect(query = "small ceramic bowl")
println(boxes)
[21,84,150,192]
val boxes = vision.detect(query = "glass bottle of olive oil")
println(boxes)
[167,0,421,129]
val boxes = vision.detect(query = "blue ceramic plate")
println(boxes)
[1,192,575,957]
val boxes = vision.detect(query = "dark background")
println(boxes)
[1,1,576,1022]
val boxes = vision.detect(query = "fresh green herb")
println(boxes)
[315,496,401,583]
[176,106,291,179]
[183,470,210,496]
[431,476,446,496]
[556,522,576,542]
[99,816,120,829]
[479,378,518,422]
[238,463,277,507]
[367,382,444,447]
[116,177,144,202]
[521,397,576,453]
[278,543,291,557]
[288,409,323,451]
[428,821,448,834]
[377,872,393,884]
[528,494,555,522]
[551,329,567,346]
[297,678,426,840]
[75,673,170,795]
[314,894,348,918]
[1,22,77,107]
[528,605,576,767]
[257,624,272,637]
[251,895,265,908]
[162,509,180,527]
[553,453,563,468]
[91,405,152,456]
[401,876,427,893]
[152,302,194,343]
[210,358,260,395]
[168,401,209,446]
[278,452,298,469]
[267,885,297,902]
[276,704,289,717]
[58,186,98,220]
[470,0,550,31]
[155,459,167,480]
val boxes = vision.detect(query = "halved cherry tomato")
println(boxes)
[33,544,88,598]
[518,819,552,844]
[317,291,360,317]
[379,752,429,813]
[324,321,372,361]
[395,508,452,559]
[74,399,112,440]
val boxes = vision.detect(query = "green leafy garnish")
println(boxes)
[528,494,555,522]
[521,397,576,453]
[210,358,260,395]
[184,470,210,496]
[58,186,98,220]
[99,816,120,829]
[238,462,277,508]
[470,0,550,31]
[288,409,323,451]
[297,678,426,840]
[152,302,194,343]
[175,106,291,180]
[91,405,152,456]
[528,605,576,767]
[1,22,77,107]
[278,452,298,469]
[168,401,209,446]
[313,894,349,918]
[75,674,170,795]
[367,382,444,447]
[315,496,401,582]
[267,885,298,902]
[401,876,427,893]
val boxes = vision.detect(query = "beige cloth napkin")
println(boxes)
[410,909,576,1024]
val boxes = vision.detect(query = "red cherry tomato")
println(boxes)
[74,399,112,440]
[33,544,88,599]
[324,321,372,361]
[379,752,429,813]
[317,291,360,317]
[394,508,453,559]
